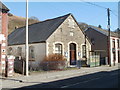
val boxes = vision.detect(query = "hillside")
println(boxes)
[8,13,39,34]
[8,14,119,37]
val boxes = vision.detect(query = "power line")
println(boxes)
[80,0,108,10]
[111,9,118,13]
[80,0,118,17]
[110,10,118,17]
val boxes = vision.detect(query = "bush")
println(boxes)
[40,54,67,71]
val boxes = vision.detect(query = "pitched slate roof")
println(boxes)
[87,25,118,37]
[8,13,71,45]
[0,2,9,12]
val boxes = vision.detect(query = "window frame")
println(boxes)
[55,43,63,55]
[118,39,120,48]
[112,39,116,48]
[82,45,86,58]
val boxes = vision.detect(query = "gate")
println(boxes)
[89,51,100,67]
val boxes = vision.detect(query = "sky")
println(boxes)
[3,1,118,31]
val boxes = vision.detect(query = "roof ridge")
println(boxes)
[89,25,115,33]
[29,13,71,25]
[8,13,72,45]
[88,25,118,37]
[13,13,71,30]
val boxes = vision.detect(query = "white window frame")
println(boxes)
[55,43,63,55]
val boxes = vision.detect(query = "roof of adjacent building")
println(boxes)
[86,25,119,38]
[8,13,71,45]
[0,2,9,12]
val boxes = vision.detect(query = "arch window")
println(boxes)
[82,45,86,58]
[55,43,62,55]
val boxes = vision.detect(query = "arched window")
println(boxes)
[29,46,35,59]
[82,45,86,58]
[55,43,62,55]
[8,47,13,55]
[17,47,22,56]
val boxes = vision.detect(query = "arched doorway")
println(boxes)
[69,43,76,65]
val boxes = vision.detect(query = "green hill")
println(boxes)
[8,13,39,34]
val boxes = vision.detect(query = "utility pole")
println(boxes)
[107,8,111,67]
[118,1,120,29]
[84,33,87,62]
[25,0,29,76]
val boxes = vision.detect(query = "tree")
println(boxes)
[28,16,39,25]
[98,25,102,28]
[29,16,39,21]
[78,22,89,31]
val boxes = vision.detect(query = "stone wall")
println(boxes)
[47,15,91,66]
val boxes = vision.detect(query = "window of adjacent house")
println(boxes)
[113,52,116,61]
[17,47,22,56]
[8,47,12,55]
[29,46,35,59]
[118,39,120,48]
[112,39,115,48]
[82,45,86,58]
[55,43,62,55]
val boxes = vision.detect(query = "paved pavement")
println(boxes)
[16,69,120,88]
[1,64,119,89]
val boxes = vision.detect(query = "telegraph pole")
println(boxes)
[25,0,29,76]
[85,33,87,61]
[107,8,111,67]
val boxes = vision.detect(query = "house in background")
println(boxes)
[8,13,92,70]
[0,2,9,74]
[85,26,120,66]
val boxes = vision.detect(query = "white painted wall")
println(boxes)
[8,43,46,70]
[110,37,119,65]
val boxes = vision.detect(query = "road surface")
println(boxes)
[14,69,119,88]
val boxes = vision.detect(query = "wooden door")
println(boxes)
[70,43,76,65]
